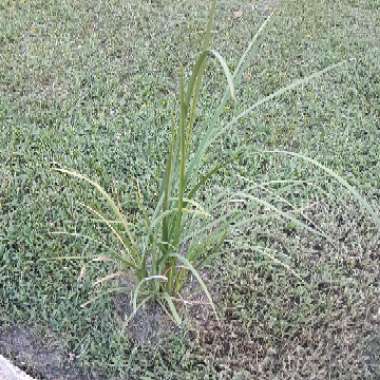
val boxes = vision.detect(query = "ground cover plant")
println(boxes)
[1,0,379,379]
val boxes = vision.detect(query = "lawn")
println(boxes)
[1,0,379,379]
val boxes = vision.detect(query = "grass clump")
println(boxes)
[56,1,227,324]
[54,0,379,325]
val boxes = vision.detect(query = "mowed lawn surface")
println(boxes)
[1,0,379,379]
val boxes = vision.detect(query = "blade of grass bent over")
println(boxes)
[209,49,236,102]
[54,168,138,254]
[189,61,346,179]
[236,244,305,284]
[187,14,273,187]
[81,203,137,267]
[51,231,132,266]
[227,62,346,128]
[233,192,332,243]
[263,150,380,228]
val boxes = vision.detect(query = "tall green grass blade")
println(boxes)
[232,14,272,86]
[177,65,187,222]
[185,0,216,148]
[167,65,191,271]
[185,49,235,147]
[187,64,207,154]
[161,123,177,254]
[202,0,216,52]
[216,14,273,114]
[185,51,209,111]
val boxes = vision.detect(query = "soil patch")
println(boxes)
[0,326,103,380]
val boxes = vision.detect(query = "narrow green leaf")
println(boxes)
[188,163,223,198]
[163,292,182,325]
[54,168,138,252]
[161,123,177,252]
[226,61,346,129]
[202,0,217,52]
[81,203,137,266]
[209,49,236,102]
[216,13,273,112]
[189,61,346,178]
[51,231,130,265]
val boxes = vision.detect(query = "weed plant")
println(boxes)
[56,1,379,324]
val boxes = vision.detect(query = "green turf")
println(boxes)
[1,0,379,379]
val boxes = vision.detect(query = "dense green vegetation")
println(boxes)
[1,0,379,379]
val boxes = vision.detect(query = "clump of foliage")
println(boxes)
[55,0,379,324]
